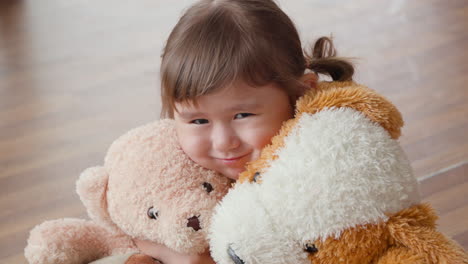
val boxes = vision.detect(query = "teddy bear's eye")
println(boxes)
[147,206,159,220]
[304,243,318,254]
[202,182,213,193]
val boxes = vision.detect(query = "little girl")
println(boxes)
[137,0,354,263]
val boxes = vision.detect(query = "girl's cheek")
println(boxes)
[178,128,210,158]
[254,117,288,148]
[257,128,278,148]
[241,122,277,149]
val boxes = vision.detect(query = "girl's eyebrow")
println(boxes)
[177,111,203,120]
[226,102,261,112]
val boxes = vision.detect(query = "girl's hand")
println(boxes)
[127,253,163,264]
[134,239,216,264]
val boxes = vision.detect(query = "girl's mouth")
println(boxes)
[217,153,250,164]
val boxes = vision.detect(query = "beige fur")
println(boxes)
[25,120,231,264]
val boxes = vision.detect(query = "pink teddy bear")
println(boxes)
[25,119,231,264]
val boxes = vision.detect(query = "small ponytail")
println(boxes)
[305,36,354,81]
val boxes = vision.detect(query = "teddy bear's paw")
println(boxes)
[25,218,120,264]
[126,254,163,264]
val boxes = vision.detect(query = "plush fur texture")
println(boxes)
[307,204,467,264]
[26,218,135,264]
[25,120,232,264]
[209,82,468,264]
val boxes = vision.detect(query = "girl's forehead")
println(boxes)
[212,81,284,99]
[175,82,290,114]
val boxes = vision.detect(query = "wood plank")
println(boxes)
[420,162,468,249]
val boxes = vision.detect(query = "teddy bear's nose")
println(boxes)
[187,216,201,231]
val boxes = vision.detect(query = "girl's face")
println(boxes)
[174,81,293,180]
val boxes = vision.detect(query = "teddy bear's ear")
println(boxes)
[76,166,120,233]
[296,82,404,139]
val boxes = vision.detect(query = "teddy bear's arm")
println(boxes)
[387,205,468,264]
[376,247,426,264]
[387,227,468,264]
[25,218,137,264]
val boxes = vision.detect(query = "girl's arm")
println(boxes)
[134,239,215,264]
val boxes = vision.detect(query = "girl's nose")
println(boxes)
[212,124,241,152]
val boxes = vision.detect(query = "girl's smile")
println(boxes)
[216,153,251,165]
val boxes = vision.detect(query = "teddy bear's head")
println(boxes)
[77,119,232,254]
[209,82,423,264]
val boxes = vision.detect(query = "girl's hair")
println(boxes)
[160,0,354,118]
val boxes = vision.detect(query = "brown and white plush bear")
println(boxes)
[209,81,467,264]
[25,119,231,264]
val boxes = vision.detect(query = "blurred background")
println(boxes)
[0,0,467,262]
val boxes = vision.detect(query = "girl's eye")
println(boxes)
[234,113,254,119]
[190,119,209,125]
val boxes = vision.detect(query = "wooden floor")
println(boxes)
[0,0,467,262]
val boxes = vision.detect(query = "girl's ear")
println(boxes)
[300,72,318,88]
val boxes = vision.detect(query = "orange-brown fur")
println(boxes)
[296,81,403,140]
[385,204,468,263]
[377,247,426,264]
[307,220,389,264]
[306,204,467,264]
